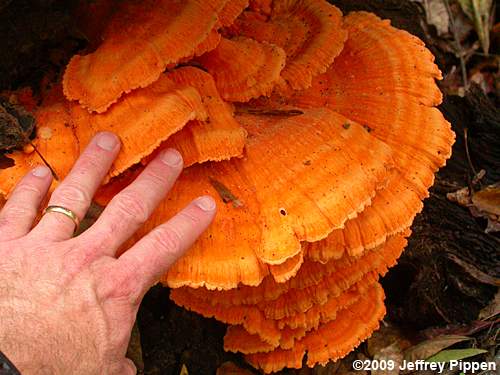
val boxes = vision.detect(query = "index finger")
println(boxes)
[110,196,216,301]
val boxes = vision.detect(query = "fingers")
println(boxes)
[31,132,120,241]
[83,148,183,256]
[0,166,53,241]
[112,196,216,300]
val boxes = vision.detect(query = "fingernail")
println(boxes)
[96,132,118,151]
[195,196,216,212]
[32,166,50,178]
[161,148,183,167]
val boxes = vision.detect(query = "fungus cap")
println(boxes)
[170,233,407,348]
[71,72,208,181]
[233,0,347,91]
[198,37,286,102]
[127,109,393,290]
[244,283,386,373]
[63,0,227,112]
[247,11,455,262]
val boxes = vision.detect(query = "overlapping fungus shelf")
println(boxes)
[0,0,454,372]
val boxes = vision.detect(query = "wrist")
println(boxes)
[0,304,65,375]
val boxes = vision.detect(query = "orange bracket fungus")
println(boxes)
[63,0,227,113]
[198,36,287,102]
[233,0,347,91]
[0,0,455,373]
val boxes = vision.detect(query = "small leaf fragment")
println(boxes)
[209,177,243,208]
[180,364,189,375]
[426,348,487,363]
[404,335,471,362]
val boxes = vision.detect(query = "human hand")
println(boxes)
[0,132,216,375]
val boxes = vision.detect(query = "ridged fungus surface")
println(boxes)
[0,1,455,372]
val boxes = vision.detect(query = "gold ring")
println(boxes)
[43,205,80,232]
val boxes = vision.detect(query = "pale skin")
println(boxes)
[0,132,216,375]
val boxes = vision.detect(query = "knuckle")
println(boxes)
[98,266,140,301]
[0,216,13,229]
[178,210,202,227]
[54,184,91,208]
[14,184,43,199]
[112,192,150,225]
[150,226,182,255]
[3,205,36,220]
[143,168,168,189]
[77,153,104,174]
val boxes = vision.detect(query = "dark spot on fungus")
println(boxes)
[343,123,350,129]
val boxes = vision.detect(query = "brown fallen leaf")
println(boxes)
[479,289,500,320]
[445,253,500,286]
[403,335,471,362]
[413,0,450,36]
[422,320,500,338]
[447,180,500,233]
[372,343,403,375]
[472,182,500,215]
[367,324,412,358]
[209,177,244,208]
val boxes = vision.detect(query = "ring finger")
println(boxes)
[31,132,120,241]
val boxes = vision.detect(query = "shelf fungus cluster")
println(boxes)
[0,0,455,372]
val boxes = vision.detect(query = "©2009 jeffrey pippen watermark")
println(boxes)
[352,358,497,373]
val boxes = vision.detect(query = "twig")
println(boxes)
[464,128,479,186]
[30,141,59,180]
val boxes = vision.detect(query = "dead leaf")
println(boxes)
[472,182,500,215]
[0,96,35,152]
[422,320,500,338]
[403,335,471,362]
[367,324,411,357]
[427,348,487,362]
[445,253,500,286]
[457,0,494,53]
[479,289,500,320]
[372,343,404,375]
[209,177,243,208]
[180,364,189,375]
[413,0,450,35]
[447,181,500,233]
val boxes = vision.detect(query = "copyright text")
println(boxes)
[352,359,497,373]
